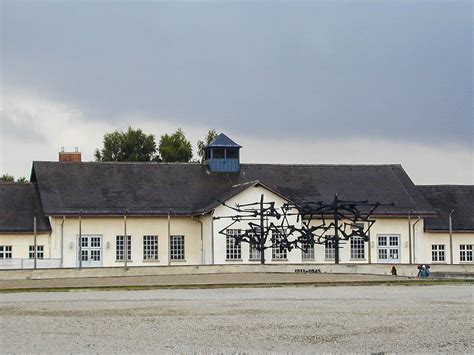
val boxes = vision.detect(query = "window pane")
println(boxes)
[302,242,315,260]
[226,230,242,260]
[226,149,239,159]
[143,235,159,260]
[272,230,287,259]
[212,148,225,159]
[116,236,131,261]
[325,238,335,259]
[170,235,185,260]
[350,237,365,259]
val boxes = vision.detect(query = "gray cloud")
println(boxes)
[1,0,472,178]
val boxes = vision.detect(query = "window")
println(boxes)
[226,149,239,159]
[350,237,365,259]
[170,235,185,260]
[213,148,225,159]
[29,245,44,259]
[302,242,315,260]
[249,243,261,261]
[325,239,335,259]
[226,229,242,260]
[0,246,12,259]
[143,235,159,260]
[431,244,445,262]
[272,230,287,260]
[247,230,261,261]
[460,245,473,262]
[377,235,400,263]
[116,235,131,261]
[389,236,399,246]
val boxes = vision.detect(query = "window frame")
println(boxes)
[116,235,131,261]
[271,229,287,260]
[431,244,446,262]
[302,241,315,261]
[460,244,473,262]
[350,236,366,260]
[170,235,185,261]
[29,245,44,259]
[226,229,242,261]
[324,239,335,260]
[0,245,12,259]
[143,235,159,261]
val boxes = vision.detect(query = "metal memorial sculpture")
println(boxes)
[216,193,391,264]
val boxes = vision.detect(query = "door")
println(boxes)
[78,235,102,267]
[377,235,400,263]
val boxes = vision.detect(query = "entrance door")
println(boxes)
[78,235,102,267]
[377,235,400,263]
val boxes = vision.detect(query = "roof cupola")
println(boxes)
[204,133,241,173]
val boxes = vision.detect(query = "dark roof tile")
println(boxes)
[418,185,474,231]
[0,183,51,233]
[32,162,435,217]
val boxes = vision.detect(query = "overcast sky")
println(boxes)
[1,0,472,184]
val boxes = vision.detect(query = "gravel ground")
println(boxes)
[0,285,472,353]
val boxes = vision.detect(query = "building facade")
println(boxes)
[0,134,472,269]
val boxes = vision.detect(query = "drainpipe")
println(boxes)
[408,211,412,264]
[368,222,371,264]
[78,210,82,269]
[191,216,204,265]
[449,209,455,265]
[167,209,171,266]
[211,212,215,265]
[33,210,37,270]
[412,217,421,264]
[124,208,128,269]
[60,216,66,267]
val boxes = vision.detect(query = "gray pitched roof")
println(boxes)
[206,133,242,148]
[31,161,434,217]
[0,183,51,233]
[418,185,474,232]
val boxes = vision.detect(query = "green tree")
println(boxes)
[0,174,15,182]
[16,177,28,183]
[159,129,193,162]
[197,129,218,162]
[95,127,159,162]
[0,174,28,183]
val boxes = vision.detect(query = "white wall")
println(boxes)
[2,191,472,269]
[0,233,52,259]
[420,231,474,264]
[51,215,203,268]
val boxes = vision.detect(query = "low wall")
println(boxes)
[0,259,62,269]
[1,263,473,281]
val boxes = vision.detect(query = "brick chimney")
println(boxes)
[59,147,81,162]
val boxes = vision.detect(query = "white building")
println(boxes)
[0,134,472,269]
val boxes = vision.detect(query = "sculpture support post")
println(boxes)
[78,210,82,269]
[33,210,37,270]
[124,208,128,269]
[334,194,340,265]
[260,194,265,265]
